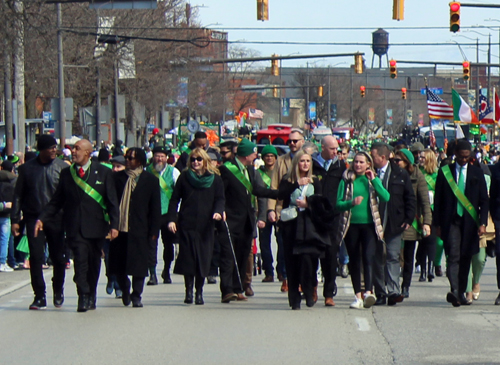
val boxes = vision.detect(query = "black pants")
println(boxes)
[159,215,176,274]
[26,218,66,298]
[208,232,220,277]
[345,223,377,294]
[494,220,500,290]
[117,276,145,301]
[68,233,103,296]
[320,230,339,298]
[417,231,437,271]
[402,240,417,288]
[445,223,472,294]
[218,223,252,296]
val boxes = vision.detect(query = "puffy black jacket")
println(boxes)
[11,157,68,223]
[0,171,16,218]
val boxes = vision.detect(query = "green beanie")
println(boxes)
[261,144,278,157]
[237,138,257,157]
[400,148,415,165]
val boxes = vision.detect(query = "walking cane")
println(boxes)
[224,221,243,291]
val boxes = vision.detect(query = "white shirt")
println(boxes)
[378,162,389,181]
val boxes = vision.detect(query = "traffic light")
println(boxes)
[392,0,404,21]
[360,86,366,98]
[401,87,407,99]
[450,2,460,33]
[463,61,470,80]
[272,87,278,98]
[257,0,269,21]
[354,54,363,74]
[271,54,279,76]
[318,86,324,97]
[389,60,397,79]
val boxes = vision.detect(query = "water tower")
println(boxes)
[371,28,389,68]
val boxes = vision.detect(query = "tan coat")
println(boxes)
[267,152,292,217]
[402,167,432,241]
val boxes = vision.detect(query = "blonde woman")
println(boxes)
[167,148,225,305]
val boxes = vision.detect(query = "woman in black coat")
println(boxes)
[167,148,225,305]
[278,150,328,310]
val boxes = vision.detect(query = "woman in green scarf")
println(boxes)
[167,148,225,305]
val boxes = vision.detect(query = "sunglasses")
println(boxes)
[125,156,136,161]
[191,157,203,162]
[393,158,402,163]
[288,139,303,144]
[220,150,231,155]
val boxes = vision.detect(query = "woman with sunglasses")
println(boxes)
[336,151,389,309]
[394,149,432,298]
[167,148,225,305]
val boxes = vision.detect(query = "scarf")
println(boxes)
[118,167,143,232]
[186,169,214,189]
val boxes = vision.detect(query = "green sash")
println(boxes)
[70,165,110,222]
[224,161,255,206]
[441,164,480,227]
[411,218,422,234]
[424,173,436,191]
[258,168,272,188]
[150,166,174,199]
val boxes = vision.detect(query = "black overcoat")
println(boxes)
[111,170,161,277]
[433,162,488,256]
[166,171,225,277]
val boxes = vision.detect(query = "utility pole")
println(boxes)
[95,65,101,148]
[13,0,25,154]
[57,3,66,147]
[4,42,14,156]
[327,66,331,128]
[488,34,492,102]
[114,57,120,144]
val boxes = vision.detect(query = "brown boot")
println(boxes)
[280,279,288,292]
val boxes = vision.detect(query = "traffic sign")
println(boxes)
[421,88,443,95]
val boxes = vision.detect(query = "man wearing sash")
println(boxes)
[146,146,180,285]
[12,135,69,310]
[218,139,278,302]
[258,145,278,283]
[433,139,488,307]
[35,139,120,312]
[175,131,220,172]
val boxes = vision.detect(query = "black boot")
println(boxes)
[147,266,158,286]
[435,265,443,277]
[428,262,435,282]
[77,294,89,312]
[162,264,172,284]
[195,291,204,305]
[419,269,427,282]
[88,294,96,310]
[184,276,194,304]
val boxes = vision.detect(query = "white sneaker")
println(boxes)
[350,297,364,309]
[0,264,14,272]
[364,293,377,308]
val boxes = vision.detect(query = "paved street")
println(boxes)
[1,253,500,365]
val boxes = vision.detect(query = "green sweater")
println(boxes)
[336,175,390,224]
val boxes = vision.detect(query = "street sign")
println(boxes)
[43,112,52,122]
[309,102,316,119]
[420,88,443,95]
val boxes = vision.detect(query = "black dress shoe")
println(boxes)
[122,291,131,306]
[184,291,193,304]
[388,294,404,306]
[29,296,47,310]
[77,295,89,312]
[132,300,143,308]
[495,293,500,305]
[207,276,216,284]
[401,287,409,298]
[195,292,204,305]
[435,266,443,277]
[147,273,158,286]
[459,294,472,306]
[446,291,461,307]
[374,296,386,306]
[88,295,96,310]
[53,291,64,308]
[162,272,172,284]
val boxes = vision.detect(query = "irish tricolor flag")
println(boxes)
[452,89,479,124]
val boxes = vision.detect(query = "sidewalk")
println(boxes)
[0,266,35,297]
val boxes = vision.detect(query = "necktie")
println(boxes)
[323,160,329,171]
[457,166,465,216]
[78,167,85,178]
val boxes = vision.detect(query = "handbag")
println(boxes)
[280,206,298,222]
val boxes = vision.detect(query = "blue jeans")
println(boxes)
[339,239,349,265]
[7,233,16,267]
[0,217,11,265]
[259,220,286,278]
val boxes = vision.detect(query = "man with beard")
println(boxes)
[146,146,180,285]
[35,139,119,312]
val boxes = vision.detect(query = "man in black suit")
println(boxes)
[311,135,346,307]
[110,147,161,308]
[489,158,500,305]
[36,139,119,312]
[371,142,416,306]
[434,139,488,307]
[218,139,278,303]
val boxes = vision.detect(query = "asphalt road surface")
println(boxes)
[1,252,500,364]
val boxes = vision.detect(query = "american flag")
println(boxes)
[248,108,264,119]
[426,87,454,119]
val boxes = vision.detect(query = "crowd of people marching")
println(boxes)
[1,127,499,312]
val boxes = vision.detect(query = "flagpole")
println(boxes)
[494,87,496,143]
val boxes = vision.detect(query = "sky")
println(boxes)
[196,0,500,72]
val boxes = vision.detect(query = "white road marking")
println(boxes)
[355,317,371,332]
[343,283,352,294]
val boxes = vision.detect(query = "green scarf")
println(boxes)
[186,169,214,189]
